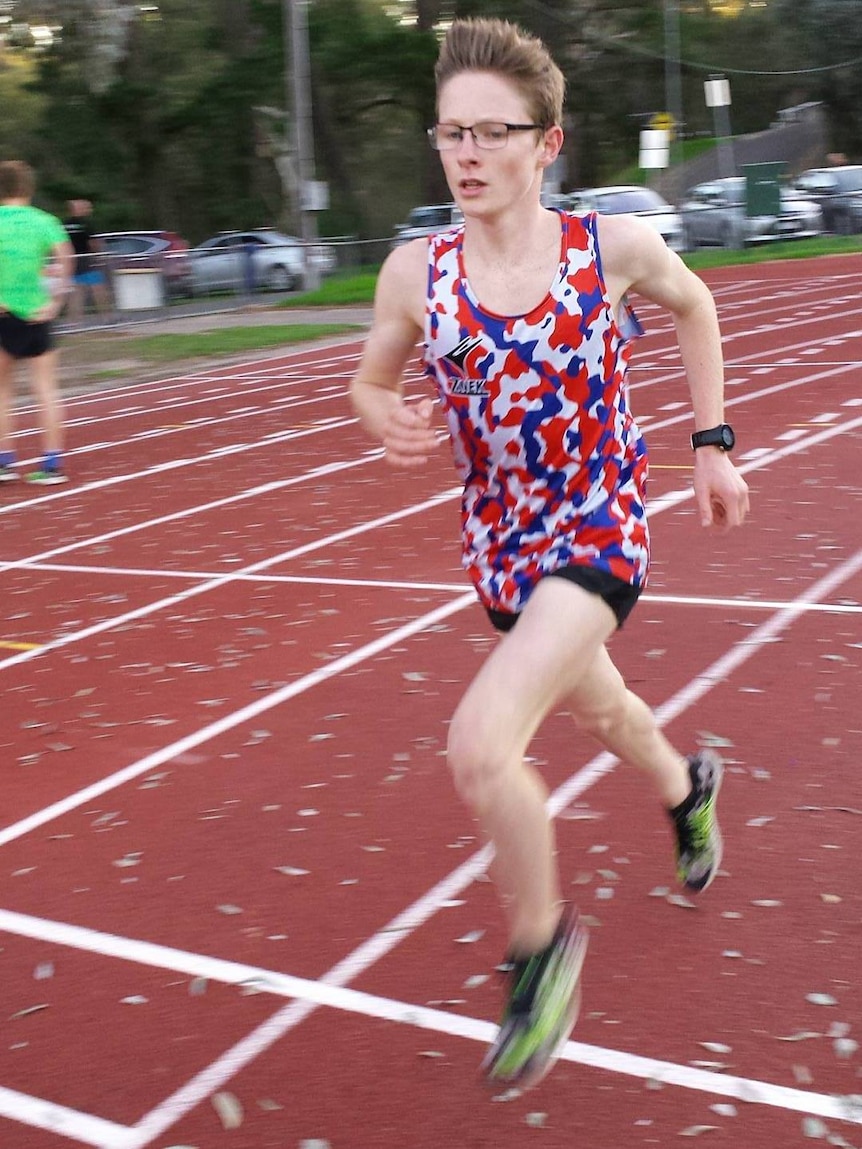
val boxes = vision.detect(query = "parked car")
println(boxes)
[566,185,686,252]
[391,203,464,247]
[792,165,862,233]
[97,230,193,297]
[188,230,336,294]
[678,178,823,250]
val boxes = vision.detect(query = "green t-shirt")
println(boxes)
[0,204,68,320]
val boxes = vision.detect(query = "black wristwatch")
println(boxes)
[691,423,735,453]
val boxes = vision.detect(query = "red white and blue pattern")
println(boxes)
[424,210,649,615]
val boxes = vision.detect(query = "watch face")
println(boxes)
[720,424,735,450]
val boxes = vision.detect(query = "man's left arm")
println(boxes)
[600,215,750,530]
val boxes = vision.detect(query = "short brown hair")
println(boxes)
[435,18,565,129]
[0,160,36,201]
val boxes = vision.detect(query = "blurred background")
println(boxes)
[1,0,860,247]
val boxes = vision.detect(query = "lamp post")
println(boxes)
[285,0,320,290]
[704,74,735,180]
[663,0,683,199]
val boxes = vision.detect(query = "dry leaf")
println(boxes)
[10,1004,49,1019]
[212,1092,243,1130]
[455,930,485,944]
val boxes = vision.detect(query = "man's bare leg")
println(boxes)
[447,578,617,955]
[27,351,64,454]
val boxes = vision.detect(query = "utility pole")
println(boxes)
[663,0,683,202]
[285,0,320,290]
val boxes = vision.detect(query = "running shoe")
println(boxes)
[482,909,588,1089]
[671,749,724,892]
[25,468,68,486]
[0,465,18,483]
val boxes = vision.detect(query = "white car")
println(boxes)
[188,230,336,293]
[567,185,686,252]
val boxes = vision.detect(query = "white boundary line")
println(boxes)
[0,483,460,673]
[8,561,861,613]
[1,549,861,1146]
[3,410,860,675]
[0,590,474,848]
[0,908,859,1149]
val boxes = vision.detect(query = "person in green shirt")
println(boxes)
[0,160,75,484]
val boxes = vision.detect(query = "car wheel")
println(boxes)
[835,212,855,236]
[721,222,740,250]
[265,264,297,292]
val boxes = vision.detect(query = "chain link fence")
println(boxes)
[59,235,392,333]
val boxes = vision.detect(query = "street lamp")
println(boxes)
[704,74,735,180]
[663,0,683,199]
[284,0,322,290]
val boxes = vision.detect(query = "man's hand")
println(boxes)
[693,450,750,530]
[29,298,63,323]
[382,397,440,468]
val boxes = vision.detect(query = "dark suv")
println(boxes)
[792,166,862,234]
[97,230,193,297]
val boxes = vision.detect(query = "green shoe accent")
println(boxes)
[25,468,68,486]
[483,910,588,1088]
[672,749,724,892]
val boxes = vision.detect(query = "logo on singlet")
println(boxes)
[442,335,490,396]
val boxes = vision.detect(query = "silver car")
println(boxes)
[566,185,686,253]
[188,230,336,293]
[679,178,823,250]
[793,165,862,234]
[391,203,464,248]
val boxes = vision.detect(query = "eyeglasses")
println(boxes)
[428,121,544,151]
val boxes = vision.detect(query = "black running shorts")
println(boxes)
[0,313,53,359]
[485,564,642,633]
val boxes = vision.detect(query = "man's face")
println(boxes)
[436,71,555,220]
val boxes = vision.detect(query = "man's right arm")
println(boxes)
[351,241,440,467]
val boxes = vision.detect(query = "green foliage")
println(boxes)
[1,0,859,241]
[113,323,362,361]
[0,51,46,163]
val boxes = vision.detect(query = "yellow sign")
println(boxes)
[649,112,676,137]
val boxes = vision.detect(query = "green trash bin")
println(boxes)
[743,162,785,217]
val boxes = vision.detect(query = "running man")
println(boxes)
[351,18,749,1088]
[0,160,74,485]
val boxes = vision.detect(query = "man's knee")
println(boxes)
[446,708,511,810]
[571,687,650,744]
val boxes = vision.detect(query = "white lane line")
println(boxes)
[647,412,862,517]
[13,562,862,614]
[0,414,360,517]
[0,591,475,847]
[0,1086,137,1149]
[0,908,859,1146]
[0,484,461,673]
[3,409,859,673]
[3,550,860,1149]
[3,325,857,509]
[119,545,862,1148]
[12,342,366,419]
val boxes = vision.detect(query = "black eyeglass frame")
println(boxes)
[427,121,546,150]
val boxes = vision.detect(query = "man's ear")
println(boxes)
[539,124,564,169]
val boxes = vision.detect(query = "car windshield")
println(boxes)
[717,179,746,204]
[592,188,668,214]
[408,207,452,227]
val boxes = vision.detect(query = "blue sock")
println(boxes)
[44,451,62,472]
[0,451,15,468]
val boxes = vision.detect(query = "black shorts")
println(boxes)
[0,313,53,359]
[486,565,642,633]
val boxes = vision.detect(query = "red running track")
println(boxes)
[0,256,860,1149]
